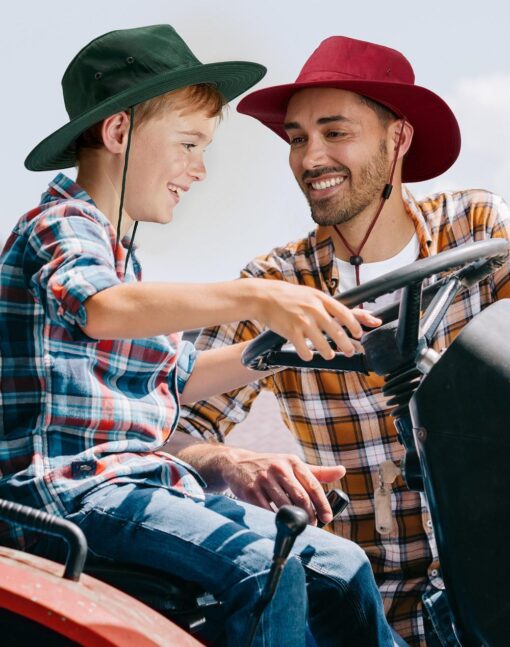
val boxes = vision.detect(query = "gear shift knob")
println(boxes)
[274,505,309,560]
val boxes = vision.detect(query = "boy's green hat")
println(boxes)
[25,24,266,171]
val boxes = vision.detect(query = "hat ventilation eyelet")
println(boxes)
[126,56,135,64]
[94,72,103,80]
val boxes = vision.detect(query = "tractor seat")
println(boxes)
[84,558,221,634]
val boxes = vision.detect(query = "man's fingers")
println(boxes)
[261,481,294,509]
[296,464,347,524]
[242,488,275,512]
[293,464,334,525]
[309,464,347,482]
[268,473,318,523]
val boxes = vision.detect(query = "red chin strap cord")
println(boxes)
[333,119,407,289]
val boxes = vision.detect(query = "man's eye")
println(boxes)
[327,131,346,139]
[289,136,305,146]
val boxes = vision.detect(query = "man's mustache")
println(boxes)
[302,165,351,183]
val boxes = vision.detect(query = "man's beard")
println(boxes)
[304,141,389,226]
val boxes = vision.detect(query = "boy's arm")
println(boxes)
[82,279,379,361]
[173,320,343,526]
[180,342,274,405]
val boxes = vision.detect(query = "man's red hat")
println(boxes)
[237,36,461,183]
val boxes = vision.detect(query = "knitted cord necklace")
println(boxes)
[333,119,406,288]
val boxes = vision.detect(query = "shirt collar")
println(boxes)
[402,186,433,257]
[40,173,96,206]
[39,173,141,276]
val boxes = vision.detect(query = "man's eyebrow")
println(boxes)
[284,115,354,131]
[317,115,353,125]
[283,121,301,131]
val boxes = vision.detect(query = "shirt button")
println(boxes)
[427,519,433,528]
[430,569,439,577]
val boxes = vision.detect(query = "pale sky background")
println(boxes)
[1,0,509,283]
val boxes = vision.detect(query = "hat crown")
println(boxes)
[62,25,201,119]
[296,36,415,86]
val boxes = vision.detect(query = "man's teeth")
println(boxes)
[168,185,183,196]
[311,176,346,190]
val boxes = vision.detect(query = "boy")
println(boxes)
[0,25,392,645]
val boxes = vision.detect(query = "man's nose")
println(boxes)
[301,135,329,170]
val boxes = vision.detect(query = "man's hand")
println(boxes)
[171,435,345,525]
[220,447,345,526]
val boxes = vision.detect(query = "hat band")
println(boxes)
[295,70,412,85]
[65,62,197,119]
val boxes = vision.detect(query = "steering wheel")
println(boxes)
[241,239,509,373]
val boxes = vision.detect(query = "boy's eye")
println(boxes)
[183,143,196,151]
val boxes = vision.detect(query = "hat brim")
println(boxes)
[25,61,266,172]
[237,80,461,183]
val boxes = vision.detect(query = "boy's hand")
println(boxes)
[253,280,381,361]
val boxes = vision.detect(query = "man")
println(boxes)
[176,36,510,645]
[0,26,394,646]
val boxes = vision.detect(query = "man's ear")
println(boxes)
[101,111,131,154]
[392,119,414,160]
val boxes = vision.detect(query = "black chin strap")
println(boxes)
[114,105,137,275]
[124,220,138,270]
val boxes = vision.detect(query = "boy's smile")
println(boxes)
[126,108,216,225]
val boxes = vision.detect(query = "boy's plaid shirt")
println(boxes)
[179,187,510,645]
[0,174,203,549]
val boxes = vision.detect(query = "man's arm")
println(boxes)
[175,439,345,525]
[174,318,346,525]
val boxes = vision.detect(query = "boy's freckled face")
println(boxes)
[125,108,217,224]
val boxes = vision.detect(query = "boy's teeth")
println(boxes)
[169,185,182,196]
[311,176,345,190]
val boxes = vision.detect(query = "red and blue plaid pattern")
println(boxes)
[0,174,203,549]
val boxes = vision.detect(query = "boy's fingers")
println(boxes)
[326,300,364,339]
[292,335,314,361]
[304,327,335,360]
[352,308,382,328]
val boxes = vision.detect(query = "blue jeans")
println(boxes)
[33,482,394,646]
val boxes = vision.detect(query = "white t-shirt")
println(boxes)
[336,233,420,310]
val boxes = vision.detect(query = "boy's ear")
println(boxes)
[101,111,131,154]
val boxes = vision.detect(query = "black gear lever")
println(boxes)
[244,505,309,646]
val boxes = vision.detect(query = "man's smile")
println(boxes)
[306,174,348,198]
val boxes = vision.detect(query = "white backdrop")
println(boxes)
[1,0,509,282]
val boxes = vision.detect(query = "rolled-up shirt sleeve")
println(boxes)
[176,340,200,394]
[23,205,120,339]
